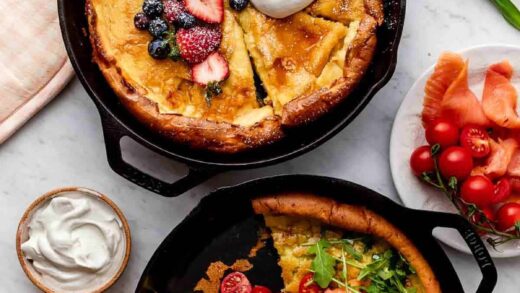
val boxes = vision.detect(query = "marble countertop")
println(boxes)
[2,0,520,292]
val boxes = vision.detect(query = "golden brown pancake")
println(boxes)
[87,0,383,153]
[252,193,441,293]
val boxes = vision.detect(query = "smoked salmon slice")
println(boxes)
[422,52,465,127]
[508,149,520,177]
[482,61,520,128]
[472,138,518,179]
[439,61,491,128]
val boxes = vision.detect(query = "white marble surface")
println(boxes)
[1,0,520,292]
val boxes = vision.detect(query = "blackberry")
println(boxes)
[175,12,196,29]
[229,0,249,11]
[148,18,169,38]
[134,12,150,30]
[143,0,164,17]
[164,0,184,23]
[148,39,171,59]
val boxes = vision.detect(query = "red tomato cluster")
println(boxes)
[410,119,520,232]
[221,272,272,293]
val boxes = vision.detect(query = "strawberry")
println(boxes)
[176,26,222,64]
[184,0,224,24]
[164,0,185,23]
[191,52,229,85]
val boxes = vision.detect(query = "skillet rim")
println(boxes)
[135,175,496,293]
[58,0,407,168]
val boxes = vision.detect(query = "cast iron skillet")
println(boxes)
[58,1,406,197]
[136,175,497,293]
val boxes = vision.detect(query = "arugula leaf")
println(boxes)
[307,239,336,288]
[342,240,363,261]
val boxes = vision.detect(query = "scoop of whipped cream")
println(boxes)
[21,191,125,292]
[250,0,314,18]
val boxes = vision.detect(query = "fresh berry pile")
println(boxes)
[133,0,229,100]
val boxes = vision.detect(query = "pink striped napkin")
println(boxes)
[0,0,74,144]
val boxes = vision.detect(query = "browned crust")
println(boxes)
[281,14,379,127]
[86,0,382,153]
[252,193,441,293]
[364,0,385,25]
[86,1,284,153]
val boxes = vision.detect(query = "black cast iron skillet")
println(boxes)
[58,1,406,197]
[136,175,497,293]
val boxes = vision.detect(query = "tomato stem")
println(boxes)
[420,149,520,249]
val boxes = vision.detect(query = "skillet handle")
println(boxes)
[421,211,497,293]
[98,110,219,197]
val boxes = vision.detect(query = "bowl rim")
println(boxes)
[16,187,132,293]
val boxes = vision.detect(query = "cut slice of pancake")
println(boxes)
[238,7,348,113]
[211,10,274,126]
[90,0,270,125]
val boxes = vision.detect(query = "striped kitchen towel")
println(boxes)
[0,0,74,144]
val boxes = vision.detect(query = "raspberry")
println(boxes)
[176,26,222,64]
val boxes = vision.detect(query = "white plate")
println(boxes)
[390,44,520,258]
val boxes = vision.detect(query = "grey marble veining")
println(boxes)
[1,0,520,292]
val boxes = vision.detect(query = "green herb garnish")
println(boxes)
[306,238,419,292]
[204,81,223,106]
[308,239,336,288]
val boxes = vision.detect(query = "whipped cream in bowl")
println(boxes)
[16,187,131,293]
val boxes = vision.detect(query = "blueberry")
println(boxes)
[143,0,164,17]
[148,18,169,38]
[148,39,171,59]
[175,12,196,29]
[229,0,249,11]
[134,12,150,30]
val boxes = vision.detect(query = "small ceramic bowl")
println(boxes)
[16,187,132,293]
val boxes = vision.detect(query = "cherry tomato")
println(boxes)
[509,177,520,193]
[252,286,272,293]
[439,147,473,180]
[492,178,512,204]
[299,273,322,293]
[470,206,495,224]
[425,118,459,148]
[459,126,491,158]
[410,145,435,176]
[470,207,496,235]
[496,203,520,231]
[461,175,494,207]
[221,272,252,293]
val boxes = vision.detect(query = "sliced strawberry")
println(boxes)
[164,0,185,23]
[184,0,223,23]
[176,26,222,64]
[192,52,229,85]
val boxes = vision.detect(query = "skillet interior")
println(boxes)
[59,0,405,167]
[135,175,496,293]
